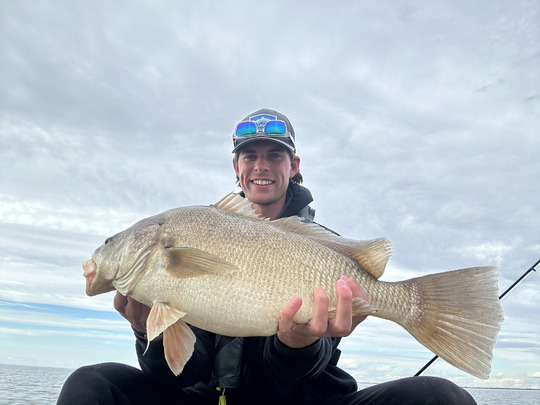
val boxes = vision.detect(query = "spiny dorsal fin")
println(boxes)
[165,247,238,277]
[213,193,268,220]
[272,216,393,279]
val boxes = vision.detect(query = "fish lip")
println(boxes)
[82,258,97,295]
[82,257,116,296]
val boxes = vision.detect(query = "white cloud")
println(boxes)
[0,0,539,389]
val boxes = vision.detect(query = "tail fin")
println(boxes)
[390,266,504,379]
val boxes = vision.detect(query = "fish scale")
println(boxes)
[82,193,503,378]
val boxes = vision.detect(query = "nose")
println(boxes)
[254,156,269,172]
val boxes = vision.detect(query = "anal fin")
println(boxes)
[351,297,378,316]
[328,297,377,320]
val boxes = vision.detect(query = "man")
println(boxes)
[58,108,477,404]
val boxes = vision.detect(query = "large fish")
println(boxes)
[83,193,504,379]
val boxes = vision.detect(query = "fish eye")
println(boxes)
[104,237,112,246]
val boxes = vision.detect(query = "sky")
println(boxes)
[1,0,539,391]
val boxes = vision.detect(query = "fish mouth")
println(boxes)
[82,258,98,295]
[82,258,115,296]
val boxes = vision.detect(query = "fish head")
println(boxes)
[83,217,164,296]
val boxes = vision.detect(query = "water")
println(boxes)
[1,363,539,404]
[0,364,73,405]
[466,387,540,405]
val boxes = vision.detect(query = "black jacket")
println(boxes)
[135,184,358,404]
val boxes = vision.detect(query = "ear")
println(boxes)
[290,155,300,178]
[233,156,240,175]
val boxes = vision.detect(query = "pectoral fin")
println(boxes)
[165,247,238,277]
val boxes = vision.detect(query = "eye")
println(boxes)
[104,237,112,246]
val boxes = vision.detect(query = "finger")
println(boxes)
[330,279,353,335]
[278,297,302,332]
[341,275,369,301]
[340,276,370,327]
[308,288,330,335]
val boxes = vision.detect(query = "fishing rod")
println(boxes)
[414,258,540,377]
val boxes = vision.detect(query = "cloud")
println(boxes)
[1,0,539,389]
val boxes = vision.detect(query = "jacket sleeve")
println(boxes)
[134,326,215,388]
[262,335,342,384]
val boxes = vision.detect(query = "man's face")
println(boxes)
[233,141,300,213]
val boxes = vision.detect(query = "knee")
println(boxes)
[412,377,477,404]
[57,363,134,404]
[57,365,99,404]
[62,364,101,387]
[62,363,118,386]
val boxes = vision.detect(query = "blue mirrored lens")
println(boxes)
[235,121,257,137]
[264,120,287,135]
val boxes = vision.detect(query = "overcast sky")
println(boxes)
[1,0,539,391]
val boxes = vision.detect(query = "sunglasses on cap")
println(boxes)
[234,120,289,138]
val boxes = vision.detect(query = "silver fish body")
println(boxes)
[83,193,504,379]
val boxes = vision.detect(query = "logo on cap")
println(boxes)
[249,114,278,131]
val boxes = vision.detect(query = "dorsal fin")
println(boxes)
[213,193,393,278]
[272,216,393,279]
[213,193,267,220]
[320,237,393,279]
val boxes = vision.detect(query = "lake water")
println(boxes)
[1,363,539,404]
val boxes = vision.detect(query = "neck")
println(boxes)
[249,193,287,220]
[252,202,284,220]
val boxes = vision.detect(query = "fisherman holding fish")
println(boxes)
[58,109,482,404]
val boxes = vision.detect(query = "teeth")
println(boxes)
[253,180,273,185]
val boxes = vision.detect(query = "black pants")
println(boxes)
[57,362,477,405]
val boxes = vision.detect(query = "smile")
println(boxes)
[252,179,274,185]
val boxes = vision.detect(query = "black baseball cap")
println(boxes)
[232,108,296,154]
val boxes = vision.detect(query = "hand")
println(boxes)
[277,276,369,348]
[113,291,151,334]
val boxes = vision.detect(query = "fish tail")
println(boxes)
[384,266,504,379]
